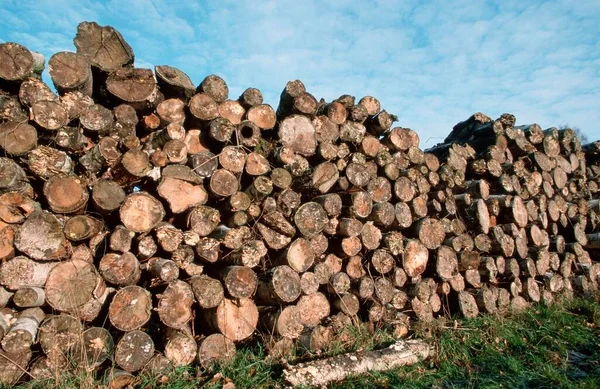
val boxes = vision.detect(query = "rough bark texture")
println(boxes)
[284,340,433,387]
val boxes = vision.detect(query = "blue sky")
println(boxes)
[1,0,599,144]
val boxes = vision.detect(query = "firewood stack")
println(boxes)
[0,21,598,385]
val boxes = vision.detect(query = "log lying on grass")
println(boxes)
[283,339,433,387]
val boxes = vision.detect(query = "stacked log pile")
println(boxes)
[0,21,598,385]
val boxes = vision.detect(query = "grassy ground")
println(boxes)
[15,296,600,389]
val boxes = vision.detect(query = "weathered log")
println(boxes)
[114,330,155,372]
[284,339,432,387]
[108,286,152,331]
[70,326,114,370]
[197,333,236,368]
[1,307,45,353]
[297,292,330,327]
[0,42,34,84]
[120,192,165,233]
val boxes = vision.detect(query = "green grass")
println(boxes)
[13,296,600,388]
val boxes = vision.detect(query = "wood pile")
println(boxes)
[0,21,598,385]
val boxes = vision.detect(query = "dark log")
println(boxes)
[92,179,126,213]
[0,122,38,156]
[74,21,133,72]
[48,51,93,96]
[0,42,34,83]
[155,65,195,100]
[239,87,263,109]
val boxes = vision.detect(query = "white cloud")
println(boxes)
[0,0,598,141]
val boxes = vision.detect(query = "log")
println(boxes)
[413,217,445,250]
[247,104,277,130]
[0,348,31,385]
[1,307,45,353]
[108,286,152,331]
[403,240,429,278]
[0,122,38,156]
[189,93,219,121]
[38,314,82,365]
[0,256,55,290]
[92,179,126,213]
[71,326,114,370]
[197,333,236,368]
[164,329,197,367]
[234,88,263,111]
[279,115,317,156]
[74,21,133,72]
[156,280,194,329]
[261,305,304,339]
[189,275,224,309]
[12,287,45,308]
[0,42,34,83]
[283,339,432,387]
[457,291,479,318]
[147,257,180,283]
[153,65,194,101]
[120,192,165,233]
[296,292,330,327]
[115,330,155,372]
[221,266,258,299]
[207,297,258,341]
[43,175,88,214]
[45,259,102,314]
[48,51,93,96]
